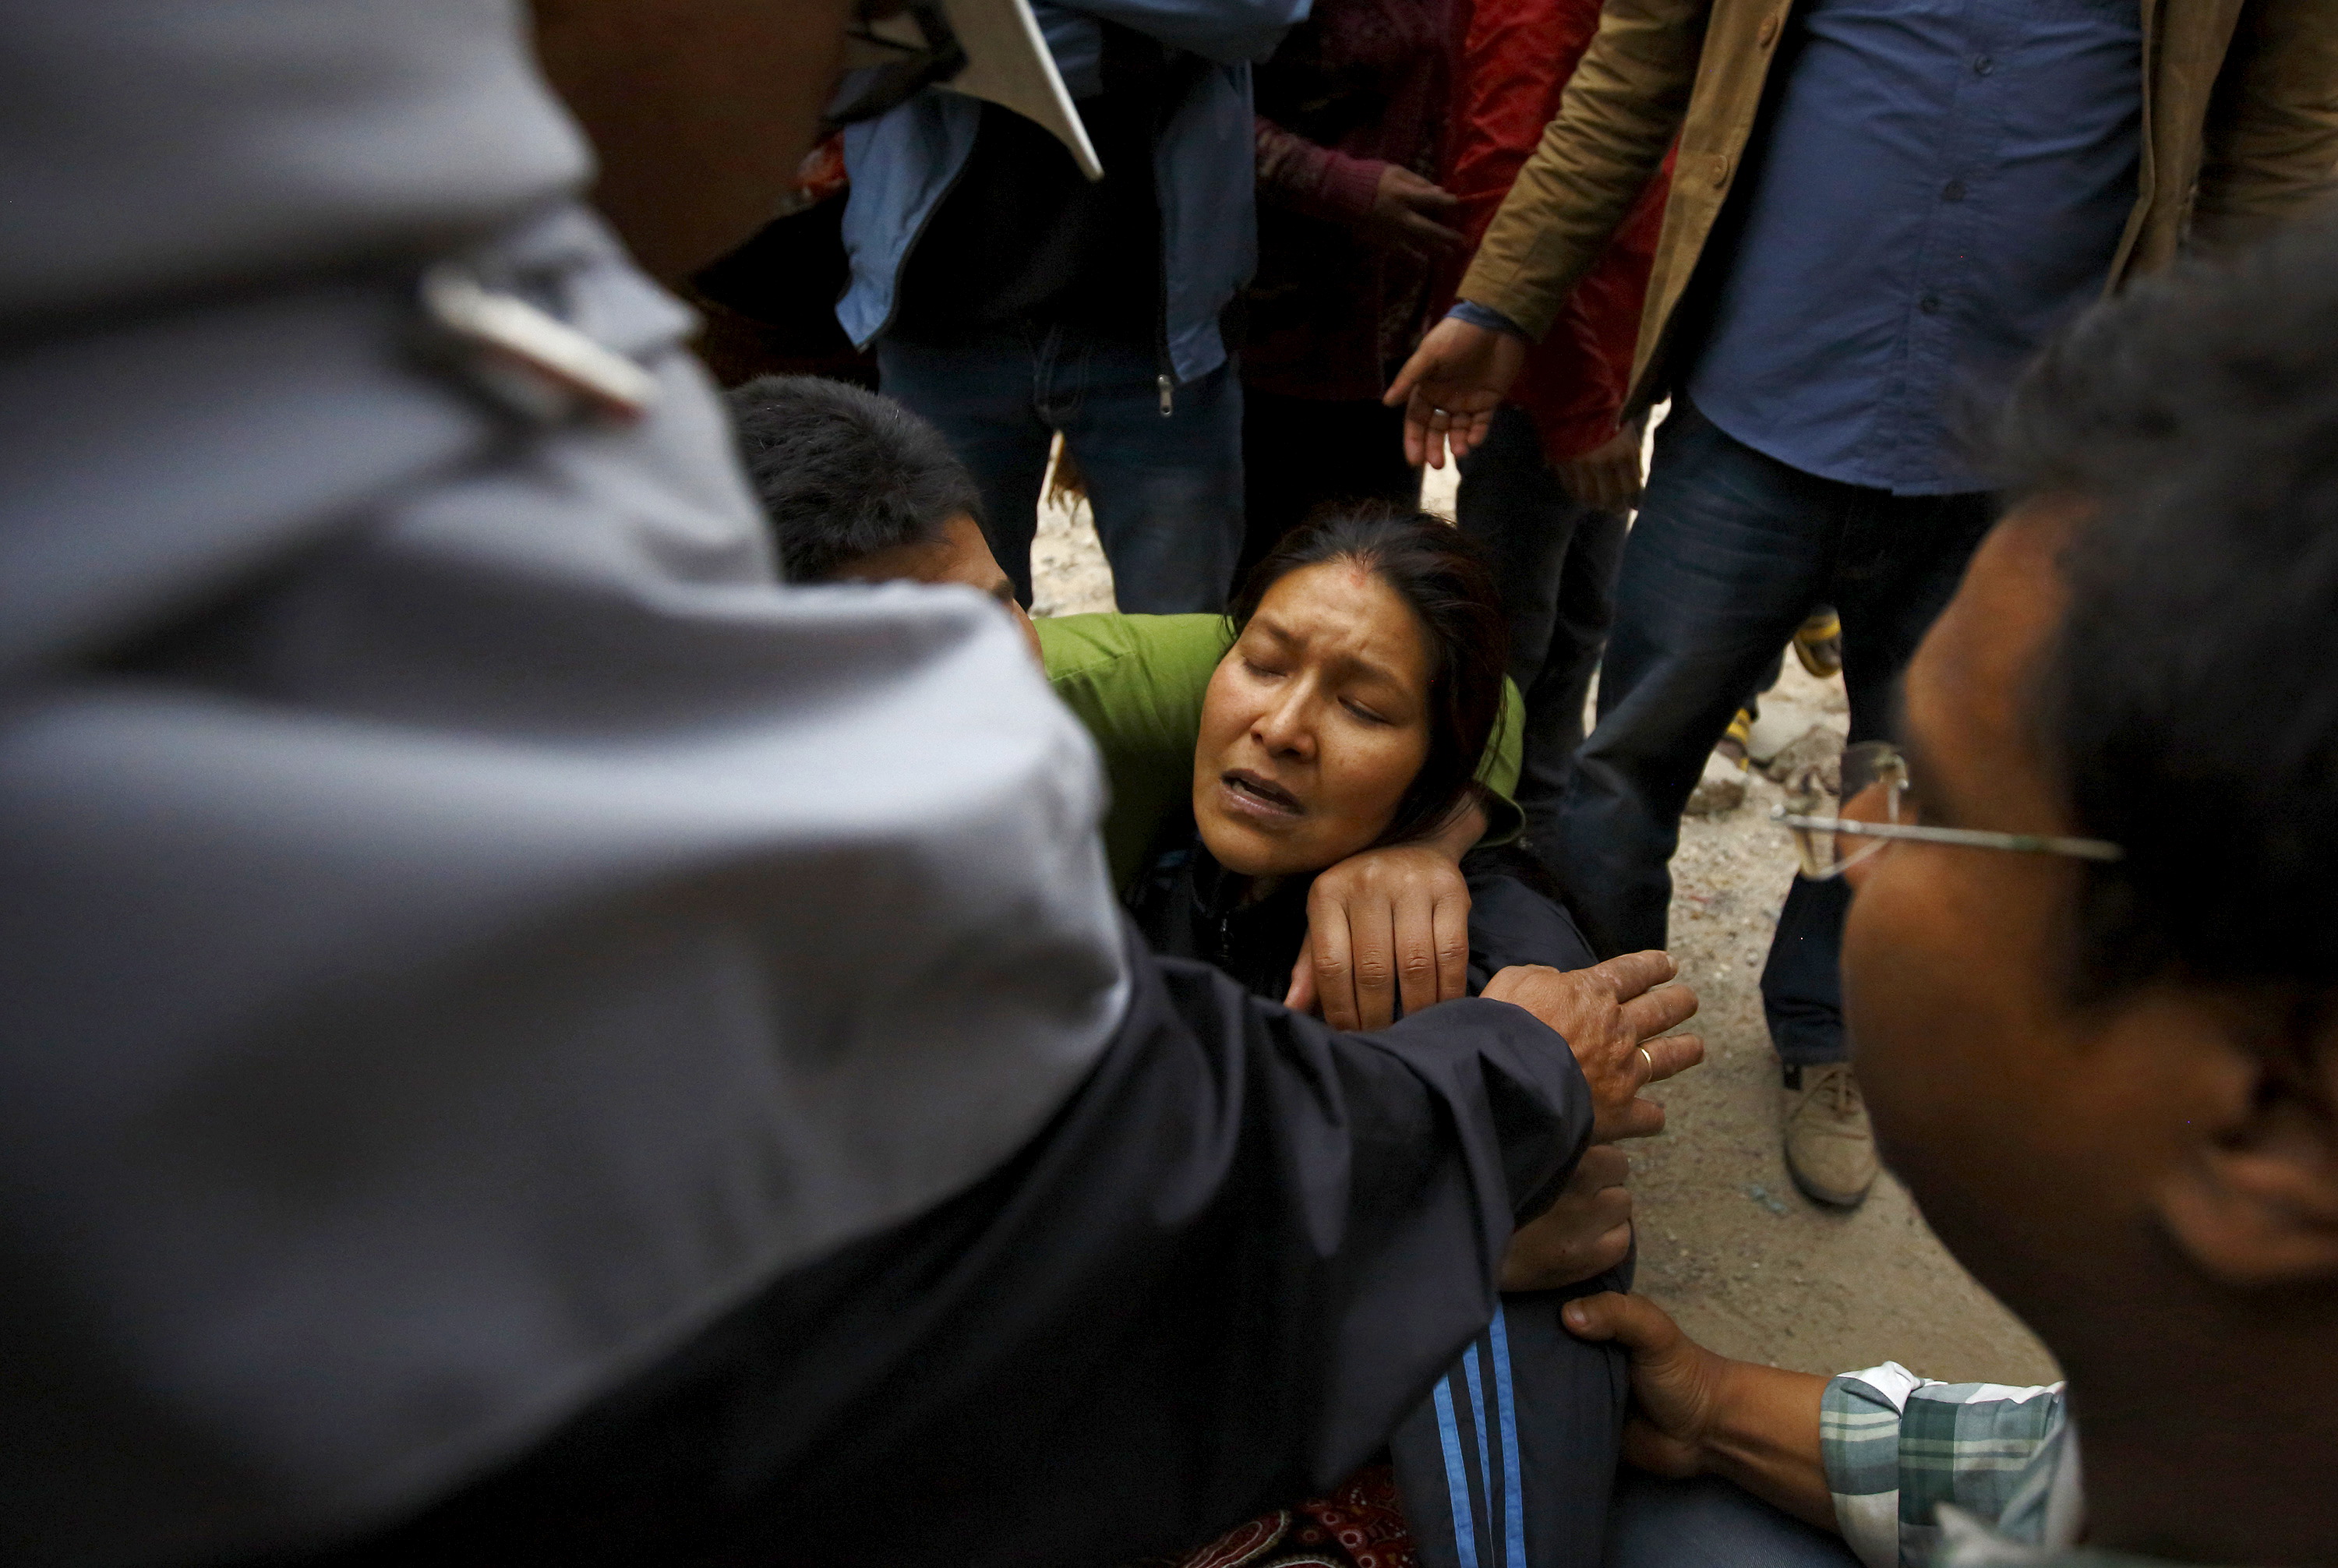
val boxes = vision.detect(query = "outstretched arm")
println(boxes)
[1386,0,1704,466]
[1454,0,1704,338]
[1563,1291,1835,1530]
[302,931,1610,1568]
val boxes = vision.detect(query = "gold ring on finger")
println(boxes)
[1637,1044,1655,1078]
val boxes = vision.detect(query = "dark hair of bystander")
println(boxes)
[726,373,984,582]
[1994,213,2338,1000]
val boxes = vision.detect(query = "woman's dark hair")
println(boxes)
[1227,504,1510,850]
[1992,212,2338,1003]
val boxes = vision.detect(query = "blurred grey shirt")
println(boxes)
[0,3,1128,1563]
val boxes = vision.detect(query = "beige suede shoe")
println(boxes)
[1782,1063,1877,1208]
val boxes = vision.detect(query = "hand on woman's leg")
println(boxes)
[1561,1292,1836,1531]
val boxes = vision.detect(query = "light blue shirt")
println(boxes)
[837,0,1307,386]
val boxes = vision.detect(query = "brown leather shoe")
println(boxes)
[1782,1062,1877,1208]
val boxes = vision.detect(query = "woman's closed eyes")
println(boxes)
[1195,562,1436,878]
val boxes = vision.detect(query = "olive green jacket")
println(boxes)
[1457,0,2338,412]
[1036,613,1527,892]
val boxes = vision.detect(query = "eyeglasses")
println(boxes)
[1771,740,2124,881]
[822,0,968,136]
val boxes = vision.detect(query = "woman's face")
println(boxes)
[1193,560,1436,878]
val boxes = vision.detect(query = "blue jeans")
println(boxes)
[1549,400,1994,1065]
[1456,404,1629,880]
[878,326,1245,613]
[1603,1473,1861,1568]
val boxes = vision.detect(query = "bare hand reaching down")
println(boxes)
[1383,315,1528,469]
[1482,952,1703,1143]
[1560,1291,1838,1531]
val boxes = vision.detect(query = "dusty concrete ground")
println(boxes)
[1033,452,2055,1384]
[1632,666,2054,1383]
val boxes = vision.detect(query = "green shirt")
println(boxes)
[1035,613,1527,892]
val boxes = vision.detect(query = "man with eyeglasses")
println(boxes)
[1387,0,2338,1213]
[1554,215,2338,1568]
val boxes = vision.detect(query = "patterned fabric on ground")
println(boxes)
[1288,1464,1420,1568]
[1142,1464,1418,1568]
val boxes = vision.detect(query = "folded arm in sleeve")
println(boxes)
[306,924,1595,1568]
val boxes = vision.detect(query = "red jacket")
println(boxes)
[1438,0,1669,464]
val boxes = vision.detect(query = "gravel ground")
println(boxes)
[1034,450,2055,1383]
[1636,666,2054,1382]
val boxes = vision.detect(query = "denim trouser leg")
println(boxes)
[1551,400,1996,1064]
[1759,482,1995,1062]
[1054,337,1245,614]
[1761,877,1853,1067]
[1602,1472,1861,1568]
[879,328,1247,613]
[876,331,1056,606]
[1546,510,1630,764]
[1456,404,1627,873]
[1552,402,1842,958]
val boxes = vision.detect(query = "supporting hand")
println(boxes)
[1482,952,1703,1142]
[1503,1144,1633,1291]
[1563,1291,1839,1532]
[1559,1291,1732,1476]
[1384,316,1528,469]
[1285,844,1474,1030]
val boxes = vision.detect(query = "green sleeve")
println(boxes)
[1478,677,1527,847]
[1036,613,1528,886]
[1037,613,1232,892]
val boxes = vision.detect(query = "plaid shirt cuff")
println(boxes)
[1822,1364,2071,1568]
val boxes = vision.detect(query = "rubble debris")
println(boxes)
[1685,750,1749,816]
